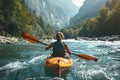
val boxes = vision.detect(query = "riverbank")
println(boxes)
[0,35,23,44]
[76,35,120,41]
[0,35,120,44]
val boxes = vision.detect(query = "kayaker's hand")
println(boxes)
[68,52,72,55]
[45,43,54,50]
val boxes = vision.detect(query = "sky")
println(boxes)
[72,0,85,8]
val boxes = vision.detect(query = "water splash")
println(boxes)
[0,41,120,80]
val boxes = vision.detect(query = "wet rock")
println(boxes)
[0,35,23,44]
[76,35,120,41]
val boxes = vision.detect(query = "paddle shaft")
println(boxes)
[40,42,48,45]
[25,35,47,45]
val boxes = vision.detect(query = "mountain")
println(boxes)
[70,0,107,26]
[0,0,55,37]
[24,0,79,29]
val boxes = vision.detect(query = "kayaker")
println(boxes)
[45,32,71,58]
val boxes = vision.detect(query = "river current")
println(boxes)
[0,40,120,80]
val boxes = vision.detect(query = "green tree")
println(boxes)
[108,1,120,34]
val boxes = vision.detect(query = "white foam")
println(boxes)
[0,55,46,71]
[28,55,46,64]
[0,61,27,71]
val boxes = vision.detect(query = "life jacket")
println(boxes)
[52,42,65,57]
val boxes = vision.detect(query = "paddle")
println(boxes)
[21,32,98,62]
[72,53,98,61]
[22,32,48,45]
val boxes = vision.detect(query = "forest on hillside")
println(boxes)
[0,0,120,39]
[0,0,55,38]
[62,0,120,38]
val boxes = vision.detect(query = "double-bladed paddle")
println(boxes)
[21,32,98,62]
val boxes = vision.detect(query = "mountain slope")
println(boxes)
[24,0,79,29]
[70,0,106,26]
[0,0,55,37]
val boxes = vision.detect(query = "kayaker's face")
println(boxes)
[56,33,63,41]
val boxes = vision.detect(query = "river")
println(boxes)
[0,40,120,80]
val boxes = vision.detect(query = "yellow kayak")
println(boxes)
[45,57,73,77]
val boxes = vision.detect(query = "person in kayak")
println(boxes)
[45,32,71,57]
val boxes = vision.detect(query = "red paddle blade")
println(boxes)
[78,54,98,62]
[21,32,40,44]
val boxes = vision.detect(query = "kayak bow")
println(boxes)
[45,57,73,77]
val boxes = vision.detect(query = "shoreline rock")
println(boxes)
[76,35,120,41]
[0,35,23,44]
[1,35,120,44]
